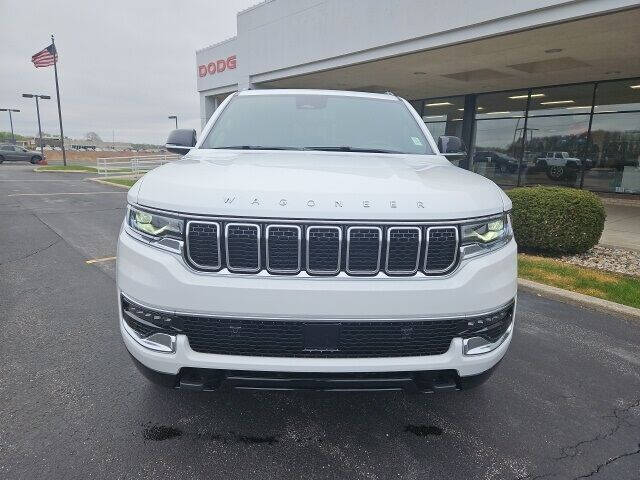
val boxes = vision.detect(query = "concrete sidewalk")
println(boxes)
[600,200,640,251]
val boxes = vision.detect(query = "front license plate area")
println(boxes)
[303,324,340,352]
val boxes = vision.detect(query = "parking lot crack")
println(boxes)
[0,238,61,267]
[555,398,640,460]
[573,444,640,479]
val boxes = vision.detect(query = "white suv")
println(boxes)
[118,89,517,393]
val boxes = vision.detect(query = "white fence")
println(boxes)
[96,154,179,176]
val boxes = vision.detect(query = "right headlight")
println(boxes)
[125,205,184,253]
[460,213,513,258]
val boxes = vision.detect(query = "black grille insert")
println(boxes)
[225,223,260,272]
[307,226,341,274]
[346,227,381,274]
[186,221,220,269]
[386,227,421,274]
[266,225,301,273]
[425,227,458,272]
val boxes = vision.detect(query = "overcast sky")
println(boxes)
[0,0,255,144]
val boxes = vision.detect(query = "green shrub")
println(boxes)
[506,186,605,254]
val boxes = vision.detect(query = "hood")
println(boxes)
[133,150,506,220]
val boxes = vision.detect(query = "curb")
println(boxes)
[88,177,133,189]
[34,168,95,173]
[518,278,640,320]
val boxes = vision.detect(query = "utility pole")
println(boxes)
[168,115,178,129]
[22,94,50,157]
[0,108,20,143]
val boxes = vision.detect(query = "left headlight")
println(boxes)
[126,206,184,252]
[460,213,513,258]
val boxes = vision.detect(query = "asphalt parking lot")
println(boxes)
[1,163,639,480]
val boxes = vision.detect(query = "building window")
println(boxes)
[521,114,590,188]
[582,111,640,193]
[527,84,595,117]
[421,96,465,139]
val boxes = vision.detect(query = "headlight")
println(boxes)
[461,213,513,258]
[126,206,184,252]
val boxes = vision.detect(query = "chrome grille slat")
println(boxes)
[186,219,461,276]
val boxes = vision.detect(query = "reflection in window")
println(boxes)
[473,118,524,186]
[528,84,594,117]
[583,112,640,193]
[595,79,640,113]
[421,96,465,162]
[476,90,527,120]
[521,115,590,188]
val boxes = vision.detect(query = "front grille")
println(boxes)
[184,219,461,276]
[225,223,260,272]
[425,227,458,272]
[121,296,514,359]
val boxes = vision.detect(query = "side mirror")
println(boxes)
[166,129,197,154]
[437,135,465,155]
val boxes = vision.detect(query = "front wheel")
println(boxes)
[0,155,4,164]
[30,156,41,164]
[546,165,565,180]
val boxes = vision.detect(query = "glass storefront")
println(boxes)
[413,77,640,194]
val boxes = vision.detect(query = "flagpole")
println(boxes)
[51,34,67,166]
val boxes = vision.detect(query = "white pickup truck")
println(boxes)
[118,89,517,393]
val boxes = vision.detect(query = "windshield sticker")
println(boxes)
[411,136,423,146]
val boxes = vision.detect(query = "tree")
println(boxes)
[85,132,102,143]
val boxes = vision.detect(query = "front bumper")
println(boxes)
[118,229,517,380]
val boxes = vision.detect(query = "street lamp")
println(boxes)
[0,108,20,144]
[22,94,51,157]
[168,115,178,129]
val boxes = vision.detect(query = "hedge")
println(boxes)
[506,186,605,255]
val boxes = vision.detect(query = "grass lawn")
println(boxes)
[519,254,640,309]
[99,178,137,187]
[36,165,99,173]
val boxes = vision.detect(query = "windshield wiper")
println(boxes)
[213,145,300,150]
[303,146,403,154]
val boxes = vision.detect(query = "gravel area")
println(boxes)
[560,245,640,277]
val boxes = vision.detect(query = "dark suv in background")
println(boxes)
[0,144,44,164]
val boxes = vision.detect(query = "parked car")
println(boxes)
[535,151,592,180]
[473,150,521,173]
[0,144,44,164]
[118,89,517,393]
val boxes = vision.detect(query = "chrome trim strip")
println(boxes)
[463,317,514,356]
[120,292,516,323]
[225,222,261,273]
[306,226,342,275]
[385,226,422,275]
[121,316,176,353]
[424,226,459,274]
[131,203,507,226]
[266,224,302,274]
[185,220,221,271]
[345,226,382,275]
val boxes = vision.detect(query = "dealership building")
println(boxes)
[196,0,640,195]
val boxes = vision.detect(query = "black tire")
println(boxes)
[546,165,565,180]
[30,156,41,164]
[0,155,4,164]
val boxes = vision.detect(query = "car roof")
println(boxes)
[236,88,401,101]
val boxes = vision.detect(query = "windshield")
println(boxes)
[201,94,433,155]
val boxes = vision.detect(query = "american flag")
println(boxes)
[31,44,57,68]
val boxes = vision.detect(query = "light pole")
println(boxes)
[168,115,178,129]
[0,108,20,144]
[22,94,50,157]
